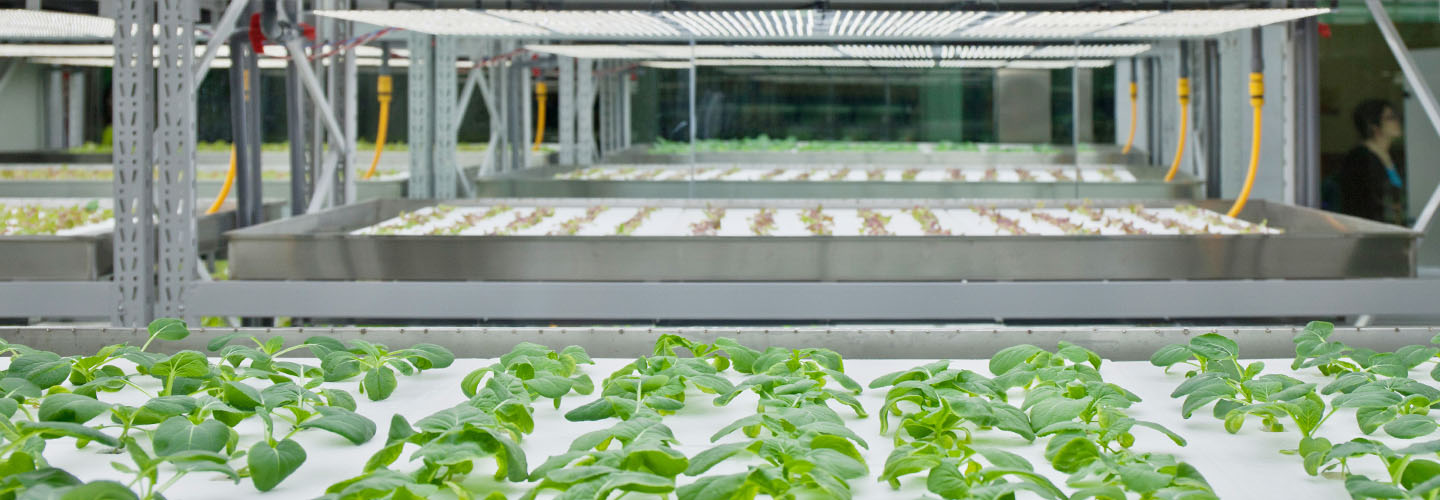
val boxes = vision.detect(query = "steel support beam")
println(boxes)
[111,0,156,326]
[1291,15,1320,207]
[194,0,249,87]
[155,0,198,320]
[186,279,1440,321]
[558,55,576,165]
[0,282,111,318]
[433,35,457,197]
[407,31,433,198]
[576,58,595,165]
[229,9,265,225]
[1204,40,1223,199]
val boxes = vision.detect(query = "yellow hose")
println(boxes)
[1122,82,1138,155]
[362,74,393,180]
[533,81,547,151]
[1227,72,1265,218]
[1163,78,1190,183]
[205,146,236,215]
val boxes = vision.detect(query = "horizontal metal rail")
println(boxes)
[183,278,1440,321]
[1,324,1434,360]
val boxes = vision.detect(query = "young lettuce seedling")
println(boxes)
[524,412,689,500]
[461,342,594,409]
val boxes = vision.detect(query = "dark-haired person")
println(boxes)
[1339,99,1407,225]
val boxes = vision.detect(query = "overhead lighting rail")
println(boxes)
[316,7,1327,41]
[0,9,113,41]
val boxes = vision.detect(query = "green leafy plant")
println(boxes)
[525,414,688,499]
[461,342,594,409]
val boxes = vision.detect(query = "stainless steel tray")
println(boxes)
[1,200,284,281]
[606,144,1142,165]
[475,164,1201,200]
[0,178,406,200]
[226,198,1416,281]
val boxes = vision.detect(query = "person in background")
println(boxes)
[1339,99,1407,225]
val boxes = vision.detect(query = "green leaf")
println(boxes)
[676,473,749,500]
[261,382,303,409]
[58,480,139,500]
[151,351,211,379]
[1028,397,1089,432]
[401,343,455,370]
[595,471,675,498]
[686,442,753,475]
[1150,344,1193,367]
[38,394,111,424]
[1345,475,1408,499]
[1334,390,1404,409]
[1188,334,1239,361]
[565,398,615,422]
[1132,420,1188,446]
[1118,465,1173,493]
[926,463,969,498]
[18,421,120,448]
[0,377,42,401]
[523,375,573,399]
[989,345,1043,375]
[975,447,1033,471]
[299,406,376,445]
[1358,407,1399,435]
[361,367,398,401]
[1384,414,1438,439]
[153,416,229,456]
[205,332,249,351]
[248,439,307,492]
[25,359,72,389]
[1046,435,1101,473]
[148,318,190,341]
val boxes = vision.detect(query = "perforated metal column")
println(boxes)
[407,31,432,198]
[155,0,197,320]
[576,58,595,165]
[558,56,576,165]
[433,36,457,198]
[111,0,155,326]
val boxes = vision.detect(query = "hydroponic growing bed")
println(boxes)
[0,198,283,280]
[0,165,417,201]
[473,164,1200,200]
[3,320,1437,500]
[225,197,1414,281]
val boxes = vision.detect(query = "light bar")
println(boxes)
[486,10,679,37]
[1093,8,1330,38]
[937,60,1009,68]
[962,11,1157,38]
[940,45,1035,59]
[827,10,984,38]
[1005,59,1114,69]
[661,10,814,38]
[316,9,546,36]
[642,58,934,68]
[835,44,932,59]
[1027,43,1151,58]
[0,9,112,40]
[315,8,1328,41]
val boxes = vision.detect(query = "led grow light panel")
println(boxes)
[554,165,1139,183]
[0,9,112,40]
[354,202,1278,237]
[315,8,1327,41]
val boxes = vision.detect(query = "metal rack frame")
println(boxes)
[14,2,1440,325]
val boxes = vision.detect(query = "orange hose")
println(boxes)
[1227,73,1265,218]
[533,81,547,151]
[205,146,236,215]
[1163,78,1190,183]
[1122,82,1138,155]
[362,74,393,180]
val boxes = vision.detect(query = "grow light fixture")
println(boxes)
[961,11,1157,38]
[316,9,547,36]
[0,9,113,40]
[1092,8,1330,37]
[1027,43,1151,58]
[487,10,680,37]
[1006,59,1114,69]
[661,10,814,38]
[834,44,932,59]
[939,45,1035,59]
[827,10,985,38]
[937,60,1010,68]
[315,7,1328,40]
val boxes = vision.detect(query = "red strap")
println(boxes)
[248,13,265,53]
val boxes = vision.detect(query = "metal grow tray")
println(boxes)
[1,200,284,281]
[0,165,486,201]
[605,144,1142,165]
[473,164,1201,200]
[226,198,1416,282]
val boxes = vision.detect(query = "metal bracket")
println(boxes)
[111,0,156,326]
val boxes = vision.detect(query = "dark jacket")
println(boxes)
[1338,146,1407,226]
